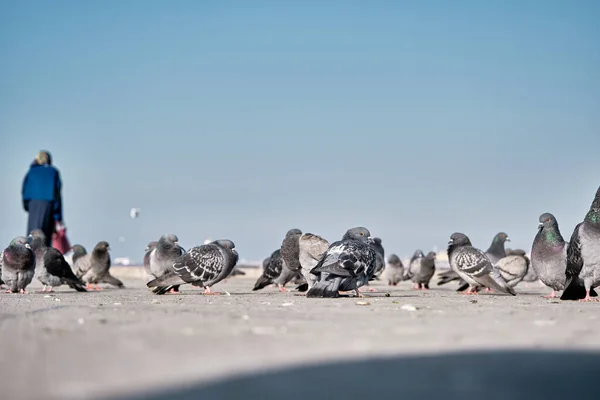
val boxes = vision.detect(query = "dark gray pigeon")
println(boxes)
[2,236,35,294]
[306,227,377,298]
[403,250,424,281]
[274,229,304,292]
[296,233,330,292]
[370,237,385,280]
[74,241,124,290]
[280,229,303,273]
[485,232,510,264]
[531,213,587,299]
[410,251,437,290]
[561,187,600,301]
[147,239,238,295]
[149,234,185,294]
[386,254,404,286]
[29,230,86,292]
[447,233,515,296]
[70,244,87,266]
[253,249,285,291]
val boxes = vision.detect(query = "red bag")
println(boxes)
[52,222,71,255]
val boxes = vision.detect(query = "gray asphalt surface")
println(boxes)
[1,267,599,400]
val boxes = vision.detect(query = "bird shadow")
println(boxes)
[115,349,600,400]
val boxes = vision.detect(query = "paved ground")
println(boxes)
[1,267,599,400]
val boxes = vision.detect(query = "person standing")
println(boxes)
[21,150,64,247]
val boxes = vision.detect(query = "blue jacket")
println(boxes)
[22,163,63,222]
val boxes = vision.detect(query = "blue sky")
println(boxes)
[1,0,599,262]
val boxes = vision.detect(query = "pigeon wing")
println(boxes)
[172,244,224,284]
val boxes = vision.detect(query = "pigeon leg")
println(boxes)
[579,291,600,302]
[543,290,558,299]
[461,287,478,295]
[278,284,288,293]
[19,288,28,294]
[203,287,221,295]
[420,284,429,290]
[47,286,54,293]
[40,285,48,293]
[168,287,179,294]
[354,288,364,298]
[413,283,420,290]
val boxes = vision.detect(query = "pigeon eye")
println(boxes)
[360,233,364,236]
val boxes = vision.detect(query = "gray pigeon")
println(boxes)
[29,230,86,292]
[306,227,377,298]
[562,186,600,301]
[504,248,538,286]
[296,233,329,291]
[531,213,584,298]
[253,249,285,291]
[455,232,512,293]
[0,250,4,288]
[403,250,424,281]
[1,236,35,294]
[494,254,529,288]
[147,239,238,295]
[149,234,185,294]
[410,251,437,290]
[386,254,404,286]
[447,233,515,296]
[71,244,88,266]
[143,241,158,276]
[74,241,124,289]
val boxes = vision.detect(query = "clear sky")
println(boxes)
[1,0,599,263]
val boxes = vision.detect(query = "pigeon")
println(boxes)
[0,250,4,287]
[253,249,285,291]
[370,237,385,280]
[494,254,529,288]
[28,230,86,292]
[403,250,424,281]
[296,233,330,291]
[280,229,303,273]
[453,232,512,292]
[1,236,35,294]
[561,186,600,302]
[143,241,158,276]
[447,232,515,296]
[148,234,185,294]
[485,232,510,264]
[71,244,88,266]
[306,227,377,298]
[147,239,238,295]
[410,251,437,290]
[275,229,305,292]
[531,213,584,299]
[386,254,404,286]
[74,241,124,290]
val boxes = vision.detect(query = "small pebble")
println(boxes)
[384,293,391,297]
[77,318,85,325]
[54,298,62,302]
[281,302,294,307]
[356,301,371,306]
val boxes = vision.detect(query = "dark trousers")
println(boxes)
[27,199,55,247]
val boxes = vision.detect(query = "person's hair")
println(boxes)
[35,150,53,165]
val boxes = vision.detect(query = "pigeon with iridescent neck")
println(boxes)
[531,213,594,299]
[561,186,600,302]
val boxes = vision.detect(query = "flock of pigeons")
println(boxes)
[1,186,599,302]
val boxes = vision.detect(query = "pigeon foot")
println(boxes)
[543,290,558,299]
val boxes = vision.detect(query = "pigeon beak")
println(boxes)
[447,240,453,245]
[506,237,511,242]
